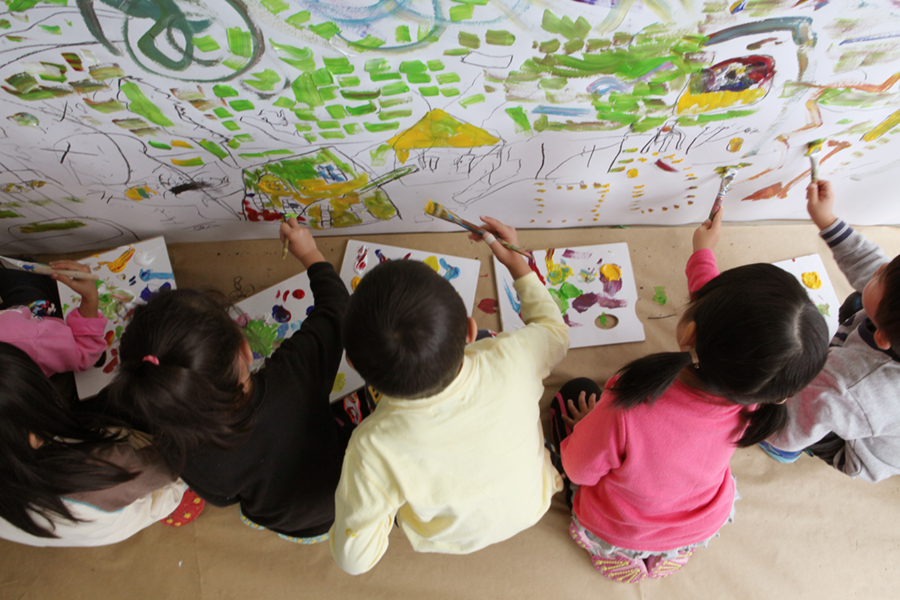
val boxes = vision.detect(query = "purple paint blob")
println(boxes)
[562,249,592,260]
[571,292,627,313]
[272,305,292,323]
[563,313,582,327]
[597,297,627,309]
[602,277,623,295]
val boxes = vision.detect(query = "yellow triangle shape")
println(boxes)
[387,109,500,163]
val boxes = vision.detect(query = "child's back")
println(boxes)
[765,181,900,481]
[330,218,569,574]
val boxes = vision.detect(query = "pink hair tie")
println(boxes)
[142,355,160,366]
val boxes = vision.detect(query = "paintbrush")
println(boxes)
[425,200,533,258]
[806,138,825,182]
[0,256,99,281]
[708,163,750,219]
[281,213,298,260]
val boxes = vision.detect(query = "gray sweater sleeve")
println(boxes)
[820,220,890,292]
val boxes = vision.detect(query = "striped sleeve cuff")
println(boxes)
[820,219,853,248]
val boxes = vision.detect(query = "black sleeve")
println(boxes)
[265,261,350,399]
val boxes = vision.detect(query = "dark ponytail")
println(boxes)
[608,264,828,444]
[107,289,253,472]
[609,352,694,409]
[0,343,137,538]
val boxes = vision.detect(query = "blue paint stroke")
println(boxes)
[503,280,521,315]
[841,32,900,45]
[306,305,314,316]
[276,323,290,338]
[272,305,292,323]
[139,269,174,281]
[140,281,171,302]
[703,17,815,48]
[532,106,592,117]
[587,76,629,95]
[375,249,389,263]
[439,258,460,281]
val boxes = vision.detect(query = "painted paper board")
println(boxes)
[57,237,176,398]
[773,253,842,339]
[494,243,645,348]
[232,270,358,402]
[3,4,900,254]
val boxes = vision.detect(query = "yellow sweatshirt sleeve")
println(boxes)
[329,444,403,575]
[509,272,570,379]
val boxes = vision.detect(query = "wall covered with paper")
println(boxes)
[1,0,899,253]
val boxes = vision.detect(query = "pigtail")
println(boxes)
[609,351,694,409]
[736,403,788,447]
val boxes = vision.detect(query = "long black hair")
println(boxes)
[107,289,254,472]
[0,343,136,538]
[609,264,829,447]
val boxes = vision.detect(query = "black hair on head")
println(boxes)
[610,263,829,447]
[343,260,469,399]
[107,288,253,471]
[0,342,135,538]
[875,254,900,350]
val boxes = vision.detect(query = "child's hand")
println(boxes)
[692,208,724,253]
[49,260,99,318]
[470,216,530,279]
[562,391,597,429]
[280,217,325,268]
[807,180,838,230]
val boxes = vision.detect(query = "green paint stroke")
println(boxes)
[458,32,480,49]
[285,11,310,28]
[450,4,474,21]
[427,60,444,71]
[364,121,399,132]
[222,120,240,131]
[244,319,280,357]
[38,25,62,35]
[326,104,348,119]
[261,0,289,14]
[436,72,460,84]
[199,140,228,160]
[88,64,124,80]
[229,99,255,112]
[244,69,280,92]
[542,11,590,40]
[485,30,515,46]
[440,87,460,97]
[349,35,385,51]
[0,210,21,218]
[505,106,531,133]
[817,303,830,317]
[148,140,171,149]
[213,107,233,118]
[652,286,667,306]
[273,96,296,109]
[460,94,485,108]
[227,28,252,58]
[310,21,340,40]
[396,25,411,43]
[85,98,125,113]
[8,112,39,127]
[121,82,173,127]
[194,35,220,52]
[324,57,353,75]
[292,73,324,107]
[382,81,410,96]
[271,41,316,72]
[19,220,86,234]
[171,157,204,167]
[347,101,376,116]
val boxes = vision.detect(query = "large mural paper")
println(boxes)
[2,1,900,253]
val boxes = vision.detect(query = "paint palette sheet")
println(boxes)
[494,243,645,349]
[773,253,841,339]
[58,237,176,399]
[339,240,482,312]
[232,270,360,403]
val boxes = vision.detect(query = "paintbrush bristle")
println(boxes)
[425,200,452,221]
[805,139,825,156]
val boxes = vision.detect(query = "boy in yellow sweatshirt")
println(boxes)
[330,216,570,574]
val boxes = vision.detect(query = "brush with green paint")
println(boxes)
[805,139,825,182]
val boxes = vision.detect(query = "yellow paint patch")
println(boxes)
[801,272,822,289]
[386,109,499,163]
[627,169,638,178]
[171,140,193,148]
[124,185,157,201]
[728,138,743,152]
[97,247,135,273]
[676,87,766,115]
[351,276,361,290]
[332,372,346,393]
[600,263,622,281]
[423,256,440,272]
[863,108,900,142]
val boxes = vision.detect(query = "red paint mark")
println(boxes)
[743,182,783,201]
[103,356,119,374]
[242,198,307,223]
[655,159,677,172]
[292,289,305,299]
[283,290,289,302]
[526,254,546,285]
[104,330,115,348]
[477,298,498,315]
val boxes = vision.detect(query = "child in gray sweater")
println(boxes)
[760,180,900,483]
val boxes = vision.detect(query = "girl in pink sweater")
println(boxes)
[550,213,829,583]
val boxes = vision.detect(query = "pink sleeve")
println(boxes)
[686,249,720,297]
[560,385,626,486]
[0,308,107,377]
